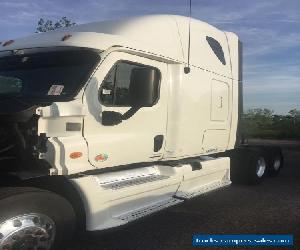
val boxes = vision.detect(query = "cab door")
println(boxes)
[83,52,168,168]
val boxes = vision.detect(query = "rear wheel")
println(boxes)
[266,148,284,177]
[255,156,267,179]
[0,187,75,250]
[245,150,267,184]
[230,148,267,185]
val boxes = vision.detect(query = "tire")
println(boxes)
[0,187,75,250]
[230,148,267,185]
[266,147,284,177]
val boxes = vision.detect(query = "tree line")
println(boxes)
[36,17,76,33]
[242,108,300,140]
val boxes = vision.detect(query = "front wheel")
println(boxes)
[230,148,267,185]
[0,187,75,250]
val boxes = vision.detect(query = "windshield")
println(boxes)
[0,48,100,101]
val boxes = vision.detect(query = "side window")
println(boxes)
[206,36,226,65]
[100,66,116,105]
[99,61,160,106]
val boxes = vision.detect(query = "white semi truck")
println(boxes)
[0,15,283,249]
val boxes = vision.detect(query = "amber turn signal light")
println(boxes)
[61,34,72,41]
[70,152,83,159]
[2,40,14,47]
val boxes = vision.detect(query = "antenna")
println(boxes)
[184,0,192,74]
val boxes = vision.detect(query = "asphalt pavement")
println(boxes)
[71,141,300,250]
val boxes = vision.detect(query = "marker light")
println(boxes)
[61,34,72,41]
[70,152,83,159]
[2,40,14,47]
[13,49,25,55]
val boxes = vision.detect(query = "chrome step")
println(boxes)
[100,174,169,190]
[116,198,183,222]
[176,179,231,199]
[93,166,170,190]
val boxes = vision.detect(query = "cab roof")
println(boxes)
[0,15,239,79]
[0,15,224,62]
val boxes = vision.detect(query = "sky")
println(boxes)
[0,0,299,114]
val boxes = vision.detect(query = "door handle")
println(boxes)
[218,96,223,108]
[154,135,164,152]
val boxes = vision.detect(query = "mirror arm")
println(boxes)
[121,106,141,120]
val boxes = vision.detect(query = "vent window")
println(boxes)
[206,36,226,65]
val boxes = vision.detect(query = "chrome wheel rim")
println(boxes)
[273,157,281,171]
[0,213,56,250]
[256,157,266,178]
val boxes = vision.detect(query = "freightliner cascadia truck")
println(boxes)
[0,15,283,249]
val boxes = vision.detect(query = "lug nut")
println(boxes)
[12,235,20,241]
[33,217,39,225]
[13,220,22,227]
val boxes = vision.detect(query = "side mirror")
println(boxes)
[102,111,123,126]
[129,68,160,107]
